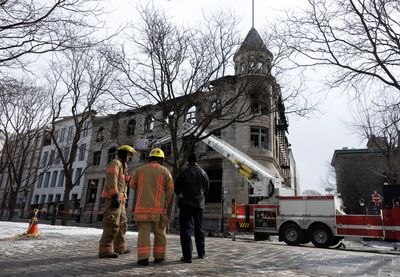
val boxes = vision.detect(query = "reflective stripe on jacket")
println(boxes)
[130,161,174,221]
[101,158,128,202]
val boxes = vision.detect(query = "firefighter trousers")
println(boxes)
[137,220,167,260]
[99,201,128,255]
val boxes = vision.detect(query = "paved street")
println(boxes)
[0,224,399,277]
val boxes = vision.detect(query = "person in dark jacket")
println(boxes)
[175,152,209,263]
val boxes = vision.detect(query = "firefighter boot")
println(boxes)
[138,258,149,266]
[98,252,119,258]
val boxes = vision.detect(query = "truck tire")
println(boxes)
[282,223,302,246]
[309,224,332,248]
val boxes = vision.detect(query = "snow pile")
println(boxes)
[0,221,138,240]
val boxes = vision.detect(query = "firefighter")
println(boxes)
[129,148,174,266]
[98,145,136,258]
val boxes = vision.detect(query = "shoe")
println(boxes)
[137,259,150,266]
[98,252,119,258]
[180,257,192,263]
[154,258,165,263]
[118,249,131,255]
[198,254,205,259]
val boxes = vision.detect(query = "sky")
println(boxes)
[102,0,365,193]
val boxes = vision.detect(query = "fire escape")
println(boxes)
[275,98,290,186]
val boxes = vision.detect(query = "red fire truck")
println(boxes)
[229,191,400,247]
[152,124,400,247]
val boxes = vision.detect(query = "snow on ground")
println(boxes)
[0,221,138,240]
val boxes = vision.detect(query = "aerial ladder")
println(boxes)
[151,124,294,199]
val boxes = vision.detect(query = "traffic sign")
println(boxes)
[372,193,381,203]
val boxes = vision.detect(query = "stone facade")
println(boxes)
[79,27,298,232]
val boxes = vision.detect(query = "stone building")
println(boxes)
[80,27,298,231]
[331,136,400,214]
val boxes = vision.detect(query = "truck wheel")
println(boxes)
[282,223,302,246]
[310,225,332,248]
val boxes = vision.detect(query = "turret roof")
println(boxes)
[234,28,272,59]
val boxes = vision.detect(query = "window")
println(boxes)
[34,195,39,204]
[71,194,78,201]
[250,127,269,149]
[67,126,74,141]
[41,152,49,167]
[60,127,66,142]
[86,179,98,203]
[63,147,70,161]
[96,127,104,142]
[108,148,116,163]
[43,172,51,188]
[48,194,54,203]
[75,168,82,186]
[211,99,222,115]
[49,150,55,165]
[110,120,119,138]
[126,119,136,136]
[82,121,90,137]
[58,171,64,187]
[78,144,86,161]
[186,106,197,124]
[37,174,44,188]
[54,152,60,164]
[92,151,101,166]
[54,130,59,144]
[50,171,58,187]
[40,195,46,204]
[55,194,61,202]
[250,93,268,115]
[144,116,154,132]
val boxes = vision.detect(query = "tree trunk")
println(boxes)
[7,190,17,221]
[61,187,71,226]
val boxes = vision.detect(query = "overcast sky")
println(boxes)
[104,0,365,193]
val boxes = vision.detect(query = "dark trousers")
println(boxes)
[179,204,205,260]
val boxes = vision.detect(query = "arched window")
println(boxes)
[126,119,136,136]
[186,106,196,124]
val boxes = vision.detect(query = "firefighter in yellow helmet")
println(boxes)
[98,145,136,258]
[129,147,174,266]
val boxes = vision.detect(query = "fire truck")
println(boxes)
[150,124,400,248]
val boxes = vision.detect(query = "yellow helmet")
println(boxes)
[149,148,165,159]
[117,145,136,155]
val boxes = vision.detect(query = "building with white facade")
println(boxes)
[30,116,92,218]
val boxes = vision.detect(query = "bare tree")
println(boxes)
[46,44,117,225]
[0,79,50,220]
[320,163,337,194]
[350,97,400,184]
[280,0,400,100]
[0,0,103,68]
[107,5,313,177]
